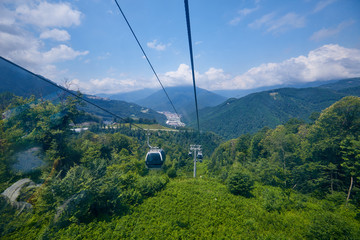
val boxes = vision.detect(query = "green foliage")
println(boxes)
[167,167,177,178]
[136,175,169,197]
[209,96,360,201]
[306,209,360,240]
[300,96,360,194]
[0,92,15,112]
[43,180,360,240]
[1,94,360,239]
[194,84,354,139]
[227,168,254,197]
[341,135,360,179]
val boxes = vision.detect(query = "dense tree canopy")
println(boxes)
[1,94,360,239]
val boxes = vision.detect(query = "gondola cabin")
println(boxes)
[145,148,166,169]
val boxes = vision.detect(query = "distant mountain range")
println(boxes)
[80,94,166,123]
[212,79,341,98]
[3,56,360,136]
[187,78,360,139]
[0,57,166,124]
[133,86,227,120]
[97,88,159,103]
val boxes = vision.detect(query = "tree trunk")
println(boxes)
[346,176,353,205]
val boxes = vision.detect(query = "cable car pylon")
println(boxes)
[189,144,202,177]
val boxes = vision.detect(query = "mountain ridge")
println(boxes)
[96,88,159,103]
[188,78,360,139]
[134,86,227,119]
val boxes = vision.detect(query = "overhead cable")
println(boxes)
[114,0,179,118]
[0,56,146,131]
[184,0,200,132]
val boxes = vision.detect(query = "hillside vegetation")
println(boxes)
[44,178,360,239]
[191,78,360,139]
[0,94,360,239]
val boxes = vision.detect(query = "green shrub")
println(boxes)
[227,168,254,197]
[167,168,177,178]
[307,210,360,240]
[136,175,169,197]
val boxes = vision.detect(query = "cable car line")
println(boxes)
[114,0,180,118]
[0,56,147,131]
[4,0,204,171]
[184,0,200,132]
[184,0,204,177]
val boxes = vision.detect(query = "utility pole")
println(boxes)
[189,144,202,178]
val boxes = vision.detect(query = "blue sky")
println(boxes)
[1,0,360,94]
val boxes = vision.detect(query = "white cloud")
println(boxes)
[40,29,70,41]
[0,25,39,53]
[0,1,87,81]
[162,64,194,85]
[98,52,111,60]
[249,12,276,29]
[69,44,360,93]
[310,20,355,41]
[0,6,16,25]
[205,68,230,81]
[3,40,88,79]
[70,77,156,94]
[75,64,230,94]
[147,40,170,51]
[229,6,259,25]
[226,44,360,89]
[267,13,305,33]
[16,1,82,28]
[143,44,360,91]
[160,64,231,90]
[313,0,337,13]
[249,12,305,34]
[43,45,88,63]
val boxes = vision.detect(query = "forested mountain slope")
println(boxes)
[80,94,166,123]
[209,96,360,196]
[191,78,360,139]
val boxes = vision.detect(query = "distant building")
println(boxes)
[159,111,186,127]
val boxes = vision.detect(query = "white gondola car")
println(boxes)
[197,151,203,160]
[145,148,166,169]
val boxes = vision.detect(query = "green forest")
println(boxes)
[1,93,360,239]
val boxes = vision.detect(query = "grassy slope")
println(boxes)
[48,178,360,240]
